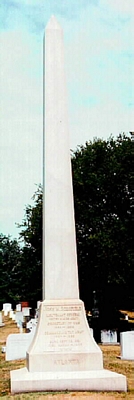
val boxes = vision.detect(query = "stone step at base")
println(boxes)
[11,367,127,394]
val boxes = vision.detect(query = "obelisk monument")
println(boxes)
[43,15,79,300]
[10,16,127,393]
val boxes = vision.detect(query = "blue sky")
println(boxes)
[0,0,134,239]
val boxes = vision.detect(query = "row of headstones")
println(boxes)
[1,302,40,358]
[1,301,41,326]
[1,306,32,333]
[101,329,134,359]
[2,301,41,314]
[2,303,31,316]
[1,302,41,330]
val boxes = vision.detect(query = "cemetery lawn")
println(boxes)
[0,314,134,399]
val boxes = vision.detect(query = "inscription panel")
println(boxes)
[42,304,86,352]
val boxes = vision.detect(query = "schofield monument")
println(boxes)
[10,16,127,393]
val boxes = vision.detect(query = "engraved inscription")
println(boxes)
[43,304,85,352]
[54,358,79,365]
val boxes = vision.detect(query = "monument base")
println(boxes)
[10,299,127,393]
[10,367,127,393]
[27,299,103,372]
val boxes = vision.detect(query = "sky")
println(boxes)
[0,0,134,240]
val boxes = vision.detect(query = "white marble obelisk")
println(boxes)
[10,16,127,393]
[43,15,79,300]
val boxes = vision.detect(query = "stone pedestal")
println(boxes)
[11,300,127,393]
[27,300,103,372]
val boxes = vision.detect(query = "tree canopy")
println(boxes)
[72,134,133,310]
[17,184,42,305]
[0,235,21,306]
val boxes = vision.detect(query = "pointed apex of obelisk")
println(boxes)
[45,15,62,31]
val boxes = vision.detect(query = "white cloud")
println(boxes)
[0,0,133,238]
[101,0,134,16]
[0,30,43,238]
[64,2,134,149]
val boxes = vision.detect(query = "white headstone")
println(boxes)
[3,303,12,312]
[22,307,31,317]
[15,311,24,324]
[120,331,134,360]
[10,16,127,394]
[6,328,36,361]
[16,304,21,312]
[101,330,117,344]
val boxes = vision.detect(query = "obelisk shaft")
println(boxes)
[43,16,79,300]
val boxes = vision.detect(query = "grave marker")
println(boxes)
[22,307,31,317]
[16,304,21,312]
[15,311,24,325]
[101,330,118,344]
[6,329,36,361]
[3,303,12,315]
[120,331,134,360]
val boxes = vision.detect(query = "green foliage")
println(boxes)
[17,184,42,305]
[18,184,42,251]
[0,134,133,310]
[0,235,21,308]
[72,133,133,309]
[0,185,43,309]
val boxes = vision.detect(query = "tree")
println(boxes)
[0,184,43,307]
[71,134,132,310]
[17,184,42,305]
[0,235,21,309]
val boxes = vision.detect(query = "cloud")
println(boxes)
[101,0,134,16]
[0,30,43,238]
[0,0,98,36]
[0,0,133,238]
[62,1,134,115]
